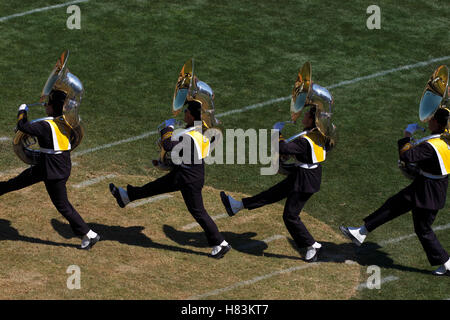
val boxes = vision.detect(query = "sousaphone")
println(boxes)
[278,62,337,175]
[399,64,449,179]
[13,50,85,165]
[154,58,221,171]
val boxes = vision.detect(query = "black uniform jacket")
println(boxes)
[161,125,204,185]
[398,136,448,210]
[17,110,71,180]
[279,130,322,194]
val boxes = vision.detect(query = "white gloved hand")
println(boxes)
[273,122,285,131]
[18,104,28,112]
[159,118,177,131]
[405,123,425,135]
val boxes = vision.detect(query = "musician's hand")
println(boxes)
[273,122,285,131]
[158,119,176,132]
[404,123,424,136]
[18,104,28,112]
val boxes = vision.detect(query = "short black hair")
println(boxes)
[434,107,449,127]
[185,100,202,121]
[48,90,67,116]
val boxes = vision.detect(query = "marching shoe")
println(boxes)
[432,265,450,276]
[339,226,365,246]
[210,242,232,259]
[305,242,322,263]
[109,183,130,208]
[220,191,243,217]
[80,234,101,250]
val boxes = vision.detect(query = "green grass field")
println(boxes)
[0,0,449,300]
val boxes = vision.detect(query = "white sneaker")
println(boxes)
[339,226,366,246]
[210,240,232,259]
[80,230,100,250]
[432,259,450,276]
[305,242,322,262]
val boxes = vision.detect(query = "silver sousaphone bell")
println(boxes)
[13,50,85,165]
[399,64,449,179]
[277,62,337,175]
[154,58,222,171]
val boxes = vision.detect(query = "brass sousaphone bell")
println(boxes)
[154,58,221,171]
[399,64,449,179]
[278,62,337,175]
[13,50,85,165]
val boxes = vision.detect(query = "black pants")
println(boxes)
[242,177,315,248]
[127,171,225,247]
[0,166,90,236]
[364,189,450,266]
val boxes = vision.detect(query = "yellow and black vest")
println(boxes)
[425,136,450,175]
[184,128,210,160]
[42,117,72,153]
[302,131,326,164]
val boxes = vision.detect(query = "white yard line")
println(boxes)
[356,275,399,291]
[0,0,89,22]
[0,137,11,142]
[72,173,116,188]
[1,56,449,174]
[379,223,450,246]
[127,194,173,208]
[190,223,450,299]
[189,263,320,300]
[70,56,450,158]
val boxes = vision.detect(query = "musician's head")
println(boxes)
[429,107,449,133]
[302,105,316,129]
[184,100,202,126]
[46,90,66,117]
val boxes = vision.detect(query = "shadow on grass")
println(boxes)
[51,219,211,257]
[163,224,303,260]
[0,218,78,248]
[289,239,432,275]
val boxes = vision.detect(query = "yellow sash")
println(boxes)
[426,137,450,175]
[303,131,326,163]
[186,130,210,160]
[45,118,72,152]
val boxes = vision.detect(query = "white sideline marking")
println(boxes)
[127,194,173,208]
[0,0,89,22]
[182,213,228,230]
[356,275,399,291]
[69,56,450,158]
[189,263,319,300]
[379,223,450,246]
[236,234,285,250]
[72,174,116,189]
[0,137,11,142]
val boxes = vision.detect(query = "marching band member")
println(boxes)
[110,100,231,259]
[221,105,332,262]
[340,66,450,276]
[0,90,100,250]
